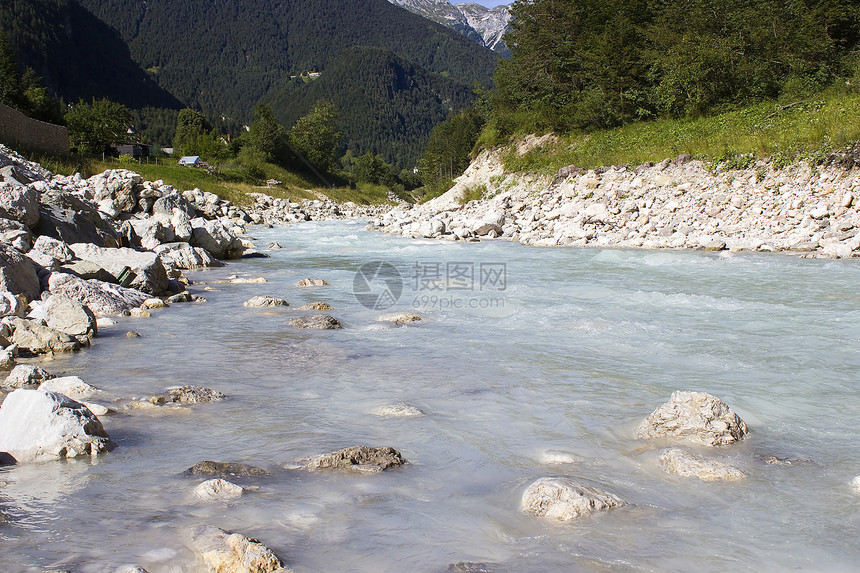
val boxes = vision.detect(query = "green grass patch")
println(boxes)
[499,87,860,173]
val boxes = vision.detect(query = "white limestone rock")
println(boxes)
[244,296,289,308]
[43,294,98,338]
[659,448,746,481]
[38,376,100,401]
[636,391,749,446]
[187,525,290,573]
[193,478,245,501]
[521,477,626,521]
[0,389,114,462]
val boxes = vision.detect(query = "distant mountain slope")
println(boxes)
[75,0,499,122]
[0,0,181,109]
[388,0,510,55]
[268,46,476,168]
[456,3,511,56]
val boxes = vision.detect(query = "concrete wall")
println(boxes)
[0,103,69,156]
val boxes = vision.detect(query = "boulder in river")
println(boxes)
[288,315,342,330]
[189,218,244,259]
[635,391,749,446]
[294,302,332,311]
[659,447,746,481]
[46,272,149,316]
[295,278,329,287]
[193,478,245,501]
[0,389,114,462]
[521,477,626,521]
[166,385,226,404]
[70,243,169,295]
[38,376,100,401]
[187,525,289,573]
[293,445,407,473]
[184,460,269,479]
[244,296,289,308]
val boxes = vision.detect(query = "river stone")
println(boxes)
[3,364,55,388]
[370,403,425,417]
[36,190,120,247]
[113,566,149,573]
[377,312,422,326]
[0,291,27,318]
[0,184,39,228]
[187,525,289,573]
[46,272,149,316]
[852,476,860,494]
[521,477,626,521]
[0,389,114,462]
[244,296,289,308]
[447,563,494,573]
[167,385,226,404]
[0,242,40,301]
[295,445,406,473]
[70,243,169,295]
[295,278,330,287]
[184,460,269,479]
[6,317,81,354]
[295,302,332,311]
[193,478,245,501]
[635,391,749,446]
[0,344,16,370]
[288,314,342,330]
[39,376,100,401]
[154,242,224,270]
[189,218,244,259]
[43,295,97,338]
[31,235,75,263]
[659,447,746,481]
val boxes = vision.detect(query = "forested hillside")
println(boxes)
[269,46,477,168]
[74,0,498,121]
[492,0,860,134]
[0,0,180,109]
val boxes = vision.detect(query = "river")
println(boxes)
[1,220,859,572]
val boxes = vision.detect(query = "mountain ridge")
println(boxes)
[387,0,510,55]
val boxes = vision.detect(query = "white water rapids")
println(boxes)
[1,220,859,572]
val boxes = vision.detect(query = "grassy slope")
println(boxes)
[39,156,395,206]
[496,87,860,174]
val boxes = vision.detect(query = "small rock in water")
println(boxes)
[184,460,269,479]
[141,298,168,309]
[539,450,581,465]
[852,476,860,494]
[288,315,342,329]
[193,478,245,500]
[187,525,289,573]
[659,448,746,481]
[377,312,422,326]
[761,454,813,466]
[126,331,142,338]
[215,276,268,284]
[294,445,406,473]
[130,308,151,318]
[295,278,330,287]
[268,242,283,249]
[447,562,495,573]
[3,364,55,388]
[244,296,289,308]
[370,403,425,417]
[635,390,749,446]
[113,566,149,573]
[295,302,333,311]
[521,477,626,521]
[166,385,226,404]
[167,292,194,303]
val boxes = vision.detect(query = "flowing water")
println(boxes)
[1,220,859,572]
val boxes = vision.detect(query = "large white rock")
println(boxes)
[635,391,749,446]
[31,235,75,263]
[0,184,39,228]
[189,218,244,259]
[3,364,54,388]
[69,243,169,295]
[0,242,40,301]
[659,448,746,481]
[193,478,245,501]
[46,272,149,316]
[38,376,100,401]
[43,294,97,338]
[154,242,224,271]
[187,525,289,573]
[521,477,626,521]
[0,389,114,462]
[6,316,82,354]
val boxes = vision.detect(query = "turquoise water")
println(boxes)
[1,220,859,572]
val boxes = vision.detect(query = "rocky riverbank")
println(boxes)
[370,141,860,258]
